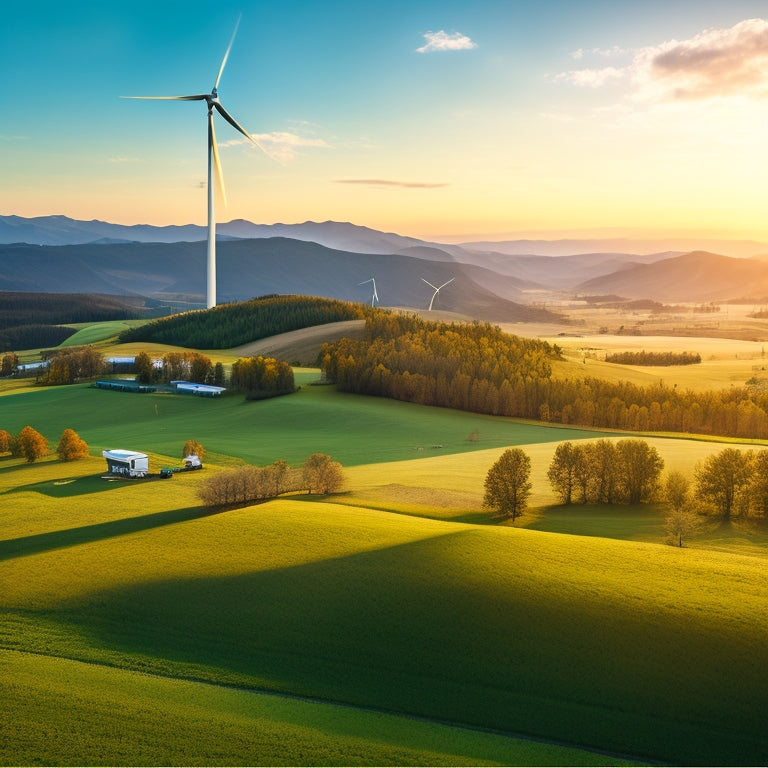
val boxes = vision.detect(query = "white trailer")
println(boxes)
[102,449,149,478]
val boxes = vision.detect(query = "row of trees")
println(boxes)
[320,312,768,440]
[547,439,664,505]
[133,350,222,386]
[0,426,88,462]
[120,295,366,350]
[483,440,767,546]
[605,350,701,366]
[197,453,344,506]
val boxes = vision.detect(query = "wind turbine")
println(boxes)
[421,277,454,311]
[358,278,379,307]
[123,16,265,309]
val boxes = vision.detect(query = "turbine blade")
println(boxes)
[210,113,228,208]
[421,278,438,291]
[438,278,455,290]
[121,95,208,100]
[215,104,283,164]
[214,14,242,91]
[214,102,254,141]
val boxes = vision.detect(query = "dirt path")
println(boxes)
[228,319,365,366]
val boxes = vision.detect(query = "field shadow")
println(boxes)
[50,529,767,766]
[0,505,215,562]
[5,474,128,498]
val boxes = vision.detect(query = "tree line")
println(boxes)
[0,325,77,353]
[12,343,296,401]
[197,453,344,506]
[0,291,142,330]
[320,312,768,440]
[0,426,88,463]
[485,439,766,546]
[119,295,366,350]
[605,350,701,366]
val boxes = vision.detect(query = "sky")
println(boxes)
[3,0,768,242]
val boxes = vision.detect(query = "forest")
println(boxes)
[320,312,768,440]
[119,295,366,349]
[0,292,143,329]
[0,324,77,353]
[604,350,701,366]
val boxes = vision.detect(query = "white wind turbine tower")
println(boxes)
[421,277,454,311]
[123,16,265,309]
[358,278,379,307]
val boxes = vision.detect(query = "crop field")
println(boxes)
[2,339,768,764]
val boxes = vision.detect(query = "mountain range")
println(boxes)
[2,215,768,311]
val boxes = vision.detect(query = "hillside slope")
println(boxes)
[0,239,559,323]
[576,250,768,301]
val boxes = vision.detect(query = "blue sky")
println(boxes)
[3,0,768,241]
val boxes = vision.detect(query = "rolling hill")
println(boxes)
[576,250,768,302]
[0,238,558,323]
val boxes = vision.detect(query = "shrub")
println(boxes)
[17,426,49,463]
[182,440,205,461]
[57,428,89,461]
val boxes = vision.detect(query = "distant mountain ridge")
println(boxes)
[0,238,557,323]
[576,250,768,302]
[4,214,768,260]
[3,215,768,305]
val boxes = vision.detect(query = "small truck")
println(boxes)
[159,453,203,478]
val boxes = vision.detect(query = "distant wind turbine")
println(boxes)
[421,277,454,310]
[123,16,267,309]
[358,278,379,307]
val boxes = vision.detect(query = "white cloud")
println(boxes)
[556,18,768,102]
[336,179,449,189]
[554,66,624,88]
[417,30,477,54]
[223,131,330,162]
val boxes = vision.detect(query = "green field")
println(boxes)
[2,364,768,765]
[0,376,608,467]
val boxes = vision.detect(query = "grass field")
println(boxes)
[3,326,768,765]
[1,459,766,765]
[0,377,609,468]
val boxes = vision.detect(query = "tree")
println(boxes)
[269,459,289,496]
[57,428,89,461]
[583,440,619,504]
[664,470,690,514]
[663,470,702,546]
[483,448,532,522]
[0,429,11,454]
[748,450,768,517]
[615,439,664,504]
[182,439,205,461]
[694,448,753,522]
[547,441,585,505]
[1,352,19,376]
[134,351,154,384]
[302,453,345,494]
[665,506,704,547]
[17,426,49,463]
